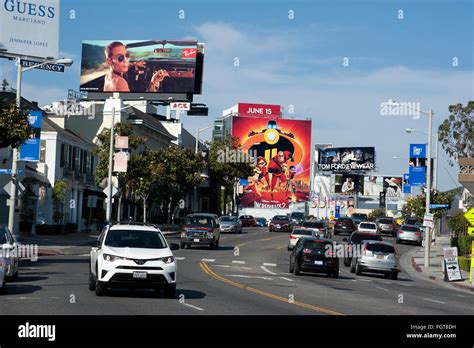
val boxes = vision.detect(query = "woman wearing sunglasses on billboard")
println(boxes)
[103,41,169,92]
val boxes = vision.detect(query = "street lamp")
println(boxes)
[391,101,433,268]
[8,57,73,237]
[194,125,213,213]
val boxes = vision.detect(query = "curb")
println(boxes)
[411,257,422,273]
[38,249,62,256]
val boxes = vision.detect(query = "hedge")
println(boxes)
[458,256,471,273]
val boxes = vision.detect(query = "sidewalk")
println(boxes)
[400,235,473,295]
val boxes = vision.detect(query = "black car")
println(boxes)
[351,213,369,226]
[342,232,383,266]
[333,217,356,235]
[289,237,339,278]
[289,212,305,226]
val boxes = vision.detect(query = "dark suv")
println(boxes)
[333,217,356,235]
[289,237,339,278]
[376,217,398,237]
[180,214,220,249]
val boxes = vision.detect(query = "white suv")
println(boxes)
[89,223,179,297]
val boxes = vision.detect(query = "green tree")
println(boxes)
[0,100,33,148]
[401,191,454,221]
[52,180,67,224]
[438,101,473,166]
[368,209,384,221]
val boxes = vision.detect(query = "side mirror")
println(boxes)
[91,240,101,248]
[170,243,180,251]
[342,238,348,243]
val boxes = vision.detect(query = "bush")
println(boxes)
[36,224,63,235]
[458,235,473,256]
[458,256,471,272]
[368,209,384,221]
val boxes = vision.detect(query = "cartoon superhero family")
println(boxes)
[244,150,297,202]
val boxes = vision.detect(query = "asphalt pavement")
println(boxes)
[1,227,472,315]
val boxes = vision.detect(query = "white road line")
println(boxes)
[456,294,465,298]
[376,286,390,292]
[232,260,246,264]
[280,277,294,282]
[351,279,357,282]
[78,254,90,257]
[214,264,231,268]
[382,281,392,284]
[260,266,277,275]
[399,283,413,287]
[201,259,215,262]
[423,298,446,305]
[214,264,253,270]
[7,297,40,300]
[263,263,277,267]
[182,303,205,311]
[225,274,273,280]
[358,279,372,282]
[175,257,186,261]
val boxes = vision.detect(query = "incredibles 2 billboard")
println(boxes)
[232,117,311,209]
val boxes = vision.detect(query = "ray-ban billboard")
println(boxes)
[80,40,204,94]
[318,147,375,172]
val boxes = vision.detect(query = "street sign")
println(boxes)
[468,227,474,236]
[170,102,190,111]
[443,247,462,282]
[103,185,118,197]
[20,59,65,73]
[470,242,474,284]
[430,204,449,209]
[463,207,474,226]
[423,213,434,228]
[87,196,97,208]
[0,169,24,176]
[3,181,25,196]
[187,105,209,116]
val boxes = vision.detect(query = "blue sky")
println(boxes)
[1,0,472,191]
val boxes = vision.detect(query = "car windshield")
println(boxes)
[104,229,167,249]
[379,219,393,224]
[303,221,324,228]
[359,223,376,229]
[402,225,420,232]
[366,243,395,253]
[292,229,314,236]
[352,214,368,219]
[273,216,289,221]
[291,213,304,218]
[184,216,214,227]
[240,216,253,219]
[351,233,383,244]
[220,217,237,222]
[304,240,332,250]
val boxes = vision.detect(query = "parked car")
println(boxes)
[357,222,379,235]
[181,214,221,249]
[255,217,268,227]
[269,215,292,232]
[219,216,242,234]
[289,212,305,226]
[288,228,320,251]
[350,240,399,280]
[376,217,398,237]
[239,215,257,227]
[405,218,422,227]
[89,222,179,297]
[342,232,383,266]
[351,213,369,226]
[0,257,6,294]
[300,220,329,238]
[0,225,19,280]
[396,224,423,246]
[289,237,339,278]
[333,217,357,235]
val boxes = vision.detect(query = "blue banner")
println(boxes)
[20,111,42,162]
[403,184,412,194]
[409,166,426,186]
[410,144,426,159]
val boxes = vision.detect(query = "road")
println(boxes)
[1,227,472,315]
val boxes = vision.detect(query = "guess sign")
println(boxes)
[238,103,281,118]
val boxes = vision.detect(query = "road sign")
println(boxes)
[103,185,118,197]
[3,181,25,195]
[0,169,24,176]
[20,59,65,73]
[170,102,190,111]
[443,247,462,282]
[463,207,474,226]
[430,204,449,209]
[470,242,474,284]
[423,213,434,228]
[468,227,474,236]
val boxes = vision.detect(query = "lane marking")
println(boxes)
[423,298,446,305]
[351,279,357,282]
[236,235,287,248]
[382,281,392,285]
[7,297,40,300]
[263,263,277,267]
[280,277,294,282]
[358,279,372,282]
[261,266,277,275]
[200,261,345,316]
[182,303,205,311]
[232,260,246,264]
[376,286,390,292]
[399,283,413,287]
[175,257,186,261]
[201,258,215,262]
[456,294,466,298]
[214,265,253,270]
[226,274,274,280]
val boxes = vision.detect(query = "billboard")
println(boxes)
[0,0,60,59]
[20,111,42,162]
[318,147,375,172]
[233,117,311,209]
[409,144,426,159]
[80,40,203,94]
[383,176,403,198]
[334,175,363,195]
[362,175,383,196]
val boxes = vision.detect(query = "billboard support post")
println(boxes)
[106,105,116,223]
[424,109,433,268]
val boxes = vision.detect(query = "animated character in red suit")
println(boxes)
[268,151,294,197]
[254,156,270,190]
[285,165,297,201]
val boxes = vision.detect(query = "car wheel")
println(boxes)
[289,260,294,273]
[163,284,176,298]
[95,280,106,296]
[355,263,362,275]
[0,280,5,294]
[294,262,301,275]
[396,239,401,244]
[332,271,339,278]
[392,232,397,238]
[384,273,391,279]
[215,239,220,249]
[391,272,398,280]
[180,242,185,249]
[350,262,355,273]
[209,239,216,250]
[88,270,96,291]
[343,258,351,267]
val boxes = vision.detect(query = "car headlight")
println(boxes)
[207,232,214,238]
[158,256,175,264]
[181,232,186,238]
[103,254,128,262]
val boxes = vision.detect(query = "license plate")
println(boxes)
[133,272,147,279]
[276,225,281,228]
[314,261,323,265]
[194,239,200,242]
[342,226,347,229]
[376,255,385,259]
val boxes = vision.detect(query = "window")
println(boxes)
[366,243,395,254]
[40,140,46,163]
[68,145,73,169]
[60,143,66,168]
[90,154,94,175]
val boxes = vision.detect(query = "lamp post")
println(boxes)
[194,125,213,213]
[8,57,73,237]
